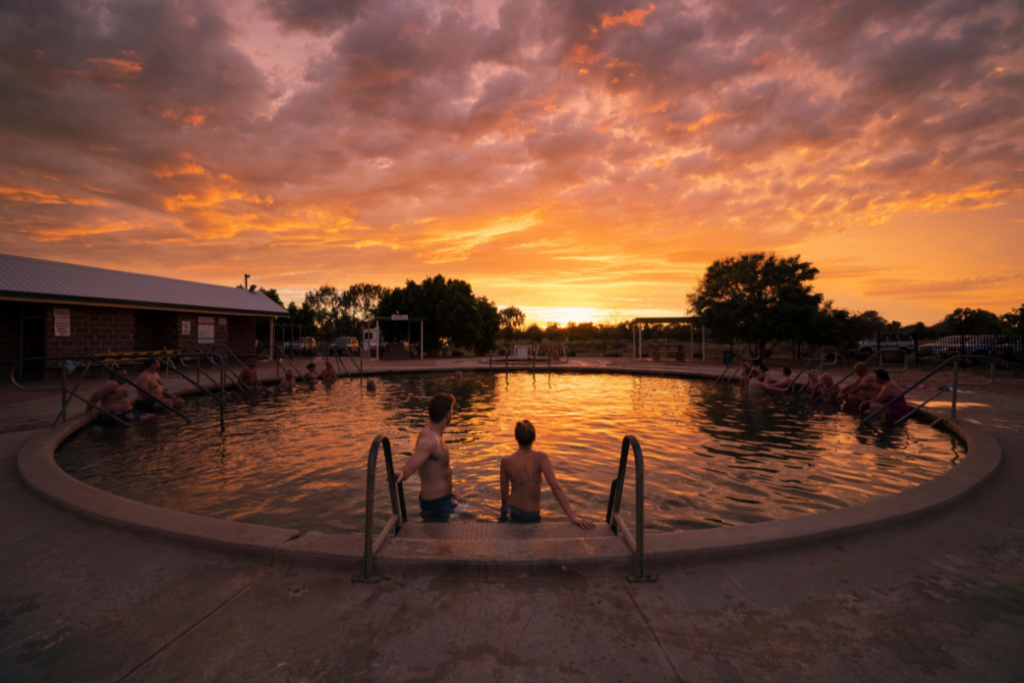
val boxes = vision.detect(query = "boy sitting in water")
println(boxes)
[239,361,260,391]
[499,420,595,528]
[302,363,319,384]
[278,369,296,393]
[320,363,337,385]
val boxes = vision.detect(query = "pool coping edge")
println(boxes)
[17,389,1000,570]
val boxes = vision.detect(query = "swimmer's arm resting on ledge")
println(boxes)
[395,432,434,484]
[539,453,596,529]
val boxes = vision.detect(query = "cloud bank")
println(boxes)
[1,0,1021,323]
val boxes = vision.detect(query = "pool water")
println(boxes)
[55,372,961,534]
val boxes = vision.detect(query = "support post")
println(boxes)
[639,324,642,360]
[702,326,706,361]
[60,362,67,423]
[951,359,959,419]
[376,322,381,361]
[420,321,424,361]
[269,317,275,362]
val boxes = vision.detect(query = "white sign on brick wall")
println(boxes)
[198,316,215,343]
[181,320,191,337]
[54,308,71,337]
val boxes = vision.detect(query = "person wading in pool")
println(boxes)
[395,393,464,521]
[499,420,595,528]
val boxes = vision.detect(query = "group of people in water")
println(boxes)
[85,357,378,423]
[394,393,595,528]
[735,361,912,419]
[85,357,184,424]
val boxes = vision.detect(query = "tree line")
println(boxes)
[246,256,1023,358]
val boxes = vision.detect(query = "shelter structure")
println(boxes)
[372,314,425,361]
[632,316,703,360]
[0,254,288,380]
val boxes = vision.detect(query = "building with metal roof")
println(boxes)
[0,254,287,380]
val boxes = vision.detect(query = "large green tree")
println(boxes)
[341,283,389,333]
[687,252,823,359]
[375,275,492,355]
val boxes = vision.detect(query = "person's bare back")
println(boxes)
[395,393,460,519]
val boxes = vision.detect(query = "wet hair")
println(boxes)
[515,420,536,446]
[428,393,456,423]
[306,363,316,370]
[143,357,159,369]
[782,367,791,376]
[874,369,891,381]
[758,364,768,372]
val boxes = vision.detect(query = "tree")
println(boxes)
[943,307,1003,334]
[474,297,501,355]
[304,285,346,339]
[375,275,488,355]
[341,284,389,333]
[499,306,525,333]
[687,252,823,359]
[1002,304,1024,335]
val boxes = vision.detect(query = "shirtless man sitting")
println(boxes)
[88,371,153,424]
[135,357,184,412]
[814,373,840,402]
[839,363,880,406]
[278,369,296,393]
[395,393,463,521]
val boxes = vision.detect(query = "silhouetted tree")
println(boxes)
[687,252,822,359]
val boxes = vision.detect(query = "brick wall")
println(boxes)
[227,315,256,360]
[45,305,135,359]
[0,302,21,377]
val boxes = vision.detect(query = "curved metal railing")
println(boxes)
[786,346,840,393]
[816,349,910,401]
[606,435,655,583]
[716,344,755,382]
[212,345,268,392]
[353,435,408,583]
[862,354,995,425]
[10,354,194,428]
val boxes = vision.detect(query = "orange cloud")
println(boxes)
[601,4,656,28]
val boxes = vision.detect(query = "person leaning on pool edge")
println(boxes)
[395,393,462,520]
[499,420,595,528]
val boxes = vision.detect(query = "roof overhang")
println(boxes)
[0,292,290,317]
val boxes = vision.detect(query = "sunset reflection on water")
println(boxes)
[56,373,960,534]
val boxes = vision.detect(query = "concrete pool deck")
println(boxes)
[2,359,1023,680]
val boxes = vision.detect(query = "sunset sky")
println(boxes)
[1,0,1021,326]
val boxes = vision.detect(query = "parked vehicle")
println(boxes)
[282,336,317,356]
[993,336,1023,363]
[858,332,915,355]
[918,335,960,358]
[329,336,360,356]
[941,335,1009,358]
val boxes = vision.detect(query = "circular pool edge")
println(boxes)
[17,368,1002,570]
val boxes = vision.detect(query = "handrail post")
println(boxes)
[951,359,959,419]
[354,435,406,583]
[60,362,68,423]
[608,435,655,583]
[219,358,226,434]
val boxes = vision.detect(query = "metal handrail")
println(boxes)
[605,435,655,583]
[787,346,839,392]
[273,345,307,380]
[353,435,408,583]
[716,344,755,382]
[332,349,363,379]
[817,349,910,401]
[212,345,268,392]
[861,354,995,424]
[10,354,189,428]
[165,350,228,433]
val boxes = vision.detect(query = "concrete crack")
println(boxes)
[625,585,684,683]
[115,572,262,683]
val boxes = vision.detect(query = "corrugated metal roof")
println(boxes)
[0,253,288,316]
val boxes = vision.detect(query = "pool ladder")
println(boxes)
[354,433,654,583]
[861,354,995,425]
